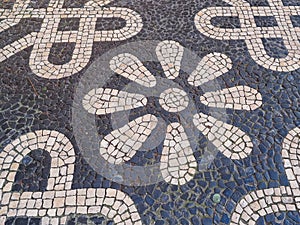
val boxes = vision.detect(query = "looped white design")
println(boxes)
[0,130,142,225]
[195,0,300,72]
[83,40,263,186]
[0,0,142,79]
[231,127,300,225]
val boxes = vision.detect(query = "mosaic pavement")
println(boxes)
[0,0,300,224]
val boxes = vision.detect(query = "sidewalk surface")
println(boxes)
[0,0,300,224]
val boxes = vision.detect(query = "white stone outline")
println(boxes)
[231,127,300,224]
[0,0,143,79]
[195,0,300,72]
[0,130,142,225]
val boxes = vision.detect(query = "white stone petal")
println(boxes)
[188,52,232,87]
[200,86,262,110]
[110,53,156,87]
[193,113,253,159]
[100,114,158,164]
[82,88,147,115]
[156,40,184,79]
[160,123,197,185]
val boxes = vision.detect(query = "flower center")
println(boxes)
[159,88,189,112]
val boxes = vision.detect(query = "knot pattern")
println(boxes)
[0,0,142,79]
[195,0,300,72]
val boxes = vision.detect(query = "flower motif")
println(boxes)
[82,40,263,185]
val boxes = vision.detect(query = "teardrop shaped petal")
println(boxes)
[110,53,156,87]
[188,53,232,87]
[156,40,184,80]
[200,86,262,110]
[160,123,197,185]
[82,88,147,115]
[100,114,158,164]
[193,113,253,159]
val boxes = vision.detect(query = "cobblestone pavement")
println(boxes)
[0,0,300,224]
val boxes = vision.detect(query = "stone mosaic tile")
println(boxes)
[195,0,300,72]
[160,122,197,185]
[110,53,157,88]
[0,0,300,224]
[0,130,141,225]
[231,127,300,225]
[0,0,143,79]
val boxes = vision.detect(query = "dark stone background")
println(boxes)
[0,0,300,224]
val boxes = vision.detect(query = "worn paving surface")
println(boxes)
[0,0,300,224]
